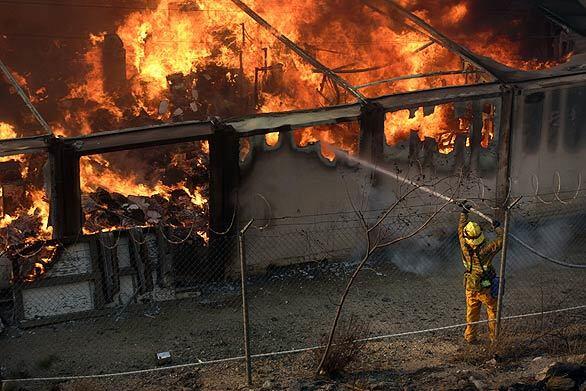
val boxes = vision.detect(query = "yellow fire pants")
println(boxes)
[465,288,497,342]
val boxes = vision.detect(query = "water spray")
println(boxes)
[336,150,494,223]
[335,149,586,269]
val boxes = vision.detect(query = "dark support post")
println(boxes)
[495,196,522,339]
[239,219,254,386]
[495,207,510,340]
[495,89,515,221]
[49,139,82,242]
[468,100,483,173]
[494,88,516,339]
[359,103,385,182]
[408,130,421,165]
[422,137,437,171]
[453,133,467,170]
[208,123,240,280]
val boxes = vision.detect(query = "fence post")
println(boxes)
[495,208,509,340]
[239,219,254,386]
[495,196,522,339]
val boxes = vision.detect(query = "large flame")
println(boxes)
[0,0,571,251]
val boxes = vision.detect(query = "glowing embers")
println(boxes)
[18,243,60,283]
[0,241,61,285]
[80,142,209,236]
[0,153,51,253]
[384,103,495,154]
[294,122,360,161]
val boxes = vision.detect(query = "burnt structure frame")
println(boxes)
[6,70,584,327]
[2,1,586,291]
[2,73,586,243]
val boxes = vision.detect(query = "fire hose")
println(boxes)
[341,153,586,269]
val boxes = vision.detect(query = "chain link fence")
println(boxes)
[0,191,584,387]
[0,228,244,380]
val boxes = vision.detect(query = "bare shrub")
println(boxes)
[454,314,586,364]
[315,315,369,377]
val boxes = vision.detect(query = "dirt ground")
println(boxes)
[3,320,585,390]
[1,258,584,390]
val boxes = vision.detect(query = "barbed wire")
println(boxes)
[530,171,584,206]
[97,230,122,250]
[10,240,48,258]
[208,203,237,236]
[127,228,148,245]
[554,171,582,205]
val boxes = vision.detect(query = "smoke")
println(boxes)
[370,212,585,276]
[507,213,584,271]
[342,155,583,276]
[341,162,464,276]
[404,0,556,61]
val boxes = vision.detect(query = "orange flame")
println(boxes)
[265,132,279,146]
[0,0,571,245]
[0,122,16,139]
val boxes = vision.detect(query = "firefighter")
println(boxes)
[458,202,503,343]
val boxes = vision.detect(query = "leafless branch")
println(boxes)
[340,173,368,232]
[369,174,458,234]
[317,174,462,375]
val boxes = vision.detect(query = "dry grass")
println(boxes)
[314,316,370,377]
[454,314,586,365]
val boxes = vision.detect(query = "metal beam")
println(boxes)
[229,82,502,133]
[0,135,49,157]
[227,104,361,133]
[65,121,213,155]
[362,0,503,81]
[229,0,368,104]
[354,69,484,90]
[0,58,52,134]
[516,71,586,90]
[372,82,502,112]
[1,71,585,156]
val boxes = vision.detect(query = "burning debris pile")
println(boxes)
[83,187,206,235]
[81,142,210,235]
[5,243,60,283]
[0,0,576,251]
[0,122,51,248]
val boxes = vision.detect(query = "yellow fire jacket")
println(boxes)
[458,212,504,291]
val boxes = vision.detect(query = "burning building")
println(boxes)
[0,0,585,322]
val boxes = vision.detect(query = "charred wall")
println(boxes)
[236,97,503,274]
[509,81,586,214]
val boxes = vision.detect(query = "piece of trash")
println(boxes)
[158,99,169,115]
[156,351,172,366]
